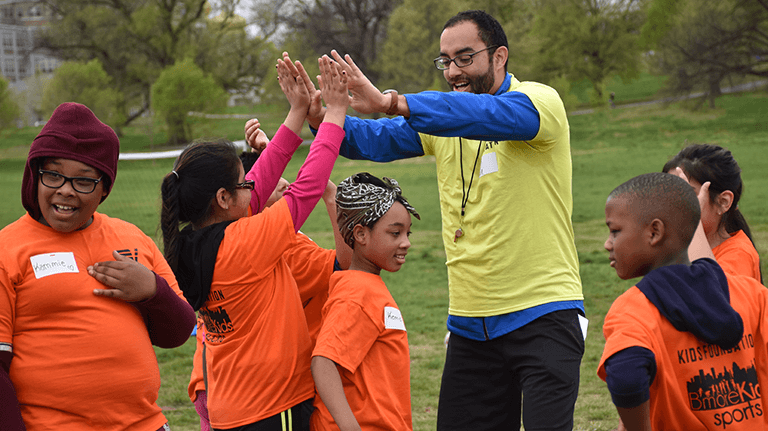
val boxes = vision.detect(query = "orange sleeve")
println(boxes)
[0,261,15,347]
[313,299,379,373]
[313,273,381,373]
[598,288,658,381]
[284,233,335,303]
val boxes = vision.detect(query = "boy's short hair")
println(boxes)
[608,172,700,246]
[336,172,419,249]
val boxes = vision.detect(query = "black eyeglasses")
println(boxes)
[38,170,103,194]
[433,46,499,70]
[235,180,255,190]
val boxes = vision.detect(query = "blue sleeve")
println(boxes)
[404,90,540,141]
[604,346,657,408]
[337,116,425,162]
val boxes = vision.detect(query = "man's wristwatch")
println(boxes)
[383,89,398,116]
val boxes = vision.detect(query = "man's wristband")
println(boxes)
[383,89,398,116]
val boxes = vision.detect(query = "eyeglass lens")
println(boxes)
[39,170,100,193]
[434,46,497,70]
[236,180,255,190]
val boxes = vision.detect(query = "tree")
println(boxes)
[376,0,460,92]
[189,8,281,98]
[377,0,542,92]
[531,0,647,102]
[151,59,227,145]
[252,0,402,84]
[37,0,276,128]
[0,76,20,131]
[41,59,124,130]
[642,0,768,108]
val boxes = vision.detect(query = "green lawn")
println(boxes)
[0,91,766,430]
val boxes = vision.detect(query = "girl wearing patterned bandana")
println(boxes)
[311,172,420,431]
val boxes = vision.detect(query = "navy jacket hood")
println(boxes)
[637,258,743,349]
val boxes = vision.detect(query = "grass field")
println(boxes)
[0,90,766,430]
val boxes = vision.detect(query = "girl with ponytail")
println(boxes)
[160,54,349,430]
[663,143,762,283]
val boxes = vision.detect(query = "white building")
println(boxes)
[0,0,60,83]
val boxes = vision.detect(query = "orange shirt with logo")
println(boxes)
[200,199,323,429]
[311,270,412,431]
[598,272,768,430]
[187,230,335,402]
[0,213,177,430]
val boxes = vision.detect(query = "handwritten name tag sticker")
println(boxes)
[479,151,499,177]
[384,306,406,331]
[30,252,79,279]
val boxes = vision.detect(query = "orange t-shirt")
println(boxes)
[598,273,768,430]
[713,230,761,282]
[187,231,335,402]
[200,199,318,429]
[311,270,413,431]
[0,213,176,430]
[286,232,335,345]
[188,315,206,402]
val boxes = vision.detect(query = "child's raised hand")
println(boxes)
[318,55,349,113]
[329,50,382,115]
[277,55,310,114]
[670,166,690,184]
[282,52,324,127]
[244,118,269,153]
[671,167,711,214]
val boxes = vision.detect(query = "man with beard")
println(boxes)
[287,9,584,431]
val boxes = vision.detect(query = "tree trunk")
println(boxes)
[707,77,721,109]
[166,115,188,146]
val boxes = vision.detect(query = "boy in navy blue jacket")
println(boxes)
[598,172,768,431]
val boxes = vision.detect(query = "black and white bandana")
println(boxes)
[336,172,420,248]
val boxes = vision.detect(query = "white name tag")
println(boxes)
[479,151,498,177]
[30,252,79,279]
[578,315,589,341]
[384,306,406,331]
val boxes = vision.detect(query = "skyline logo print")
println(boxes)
[687,359,762,428]
[199,306,234,345]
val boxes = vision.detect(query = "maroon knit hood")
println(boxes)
[22,102,120,220]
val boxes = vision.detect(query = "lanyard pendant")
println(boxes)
[454,228,463,242]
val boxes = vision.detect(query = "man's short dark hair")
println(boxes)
[608,172,701,246]
[444,10,509,71]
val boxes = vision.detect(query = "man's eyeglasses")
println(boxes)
[38,170,103,194]
[433,46,499,70]
[235,180,255,190]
